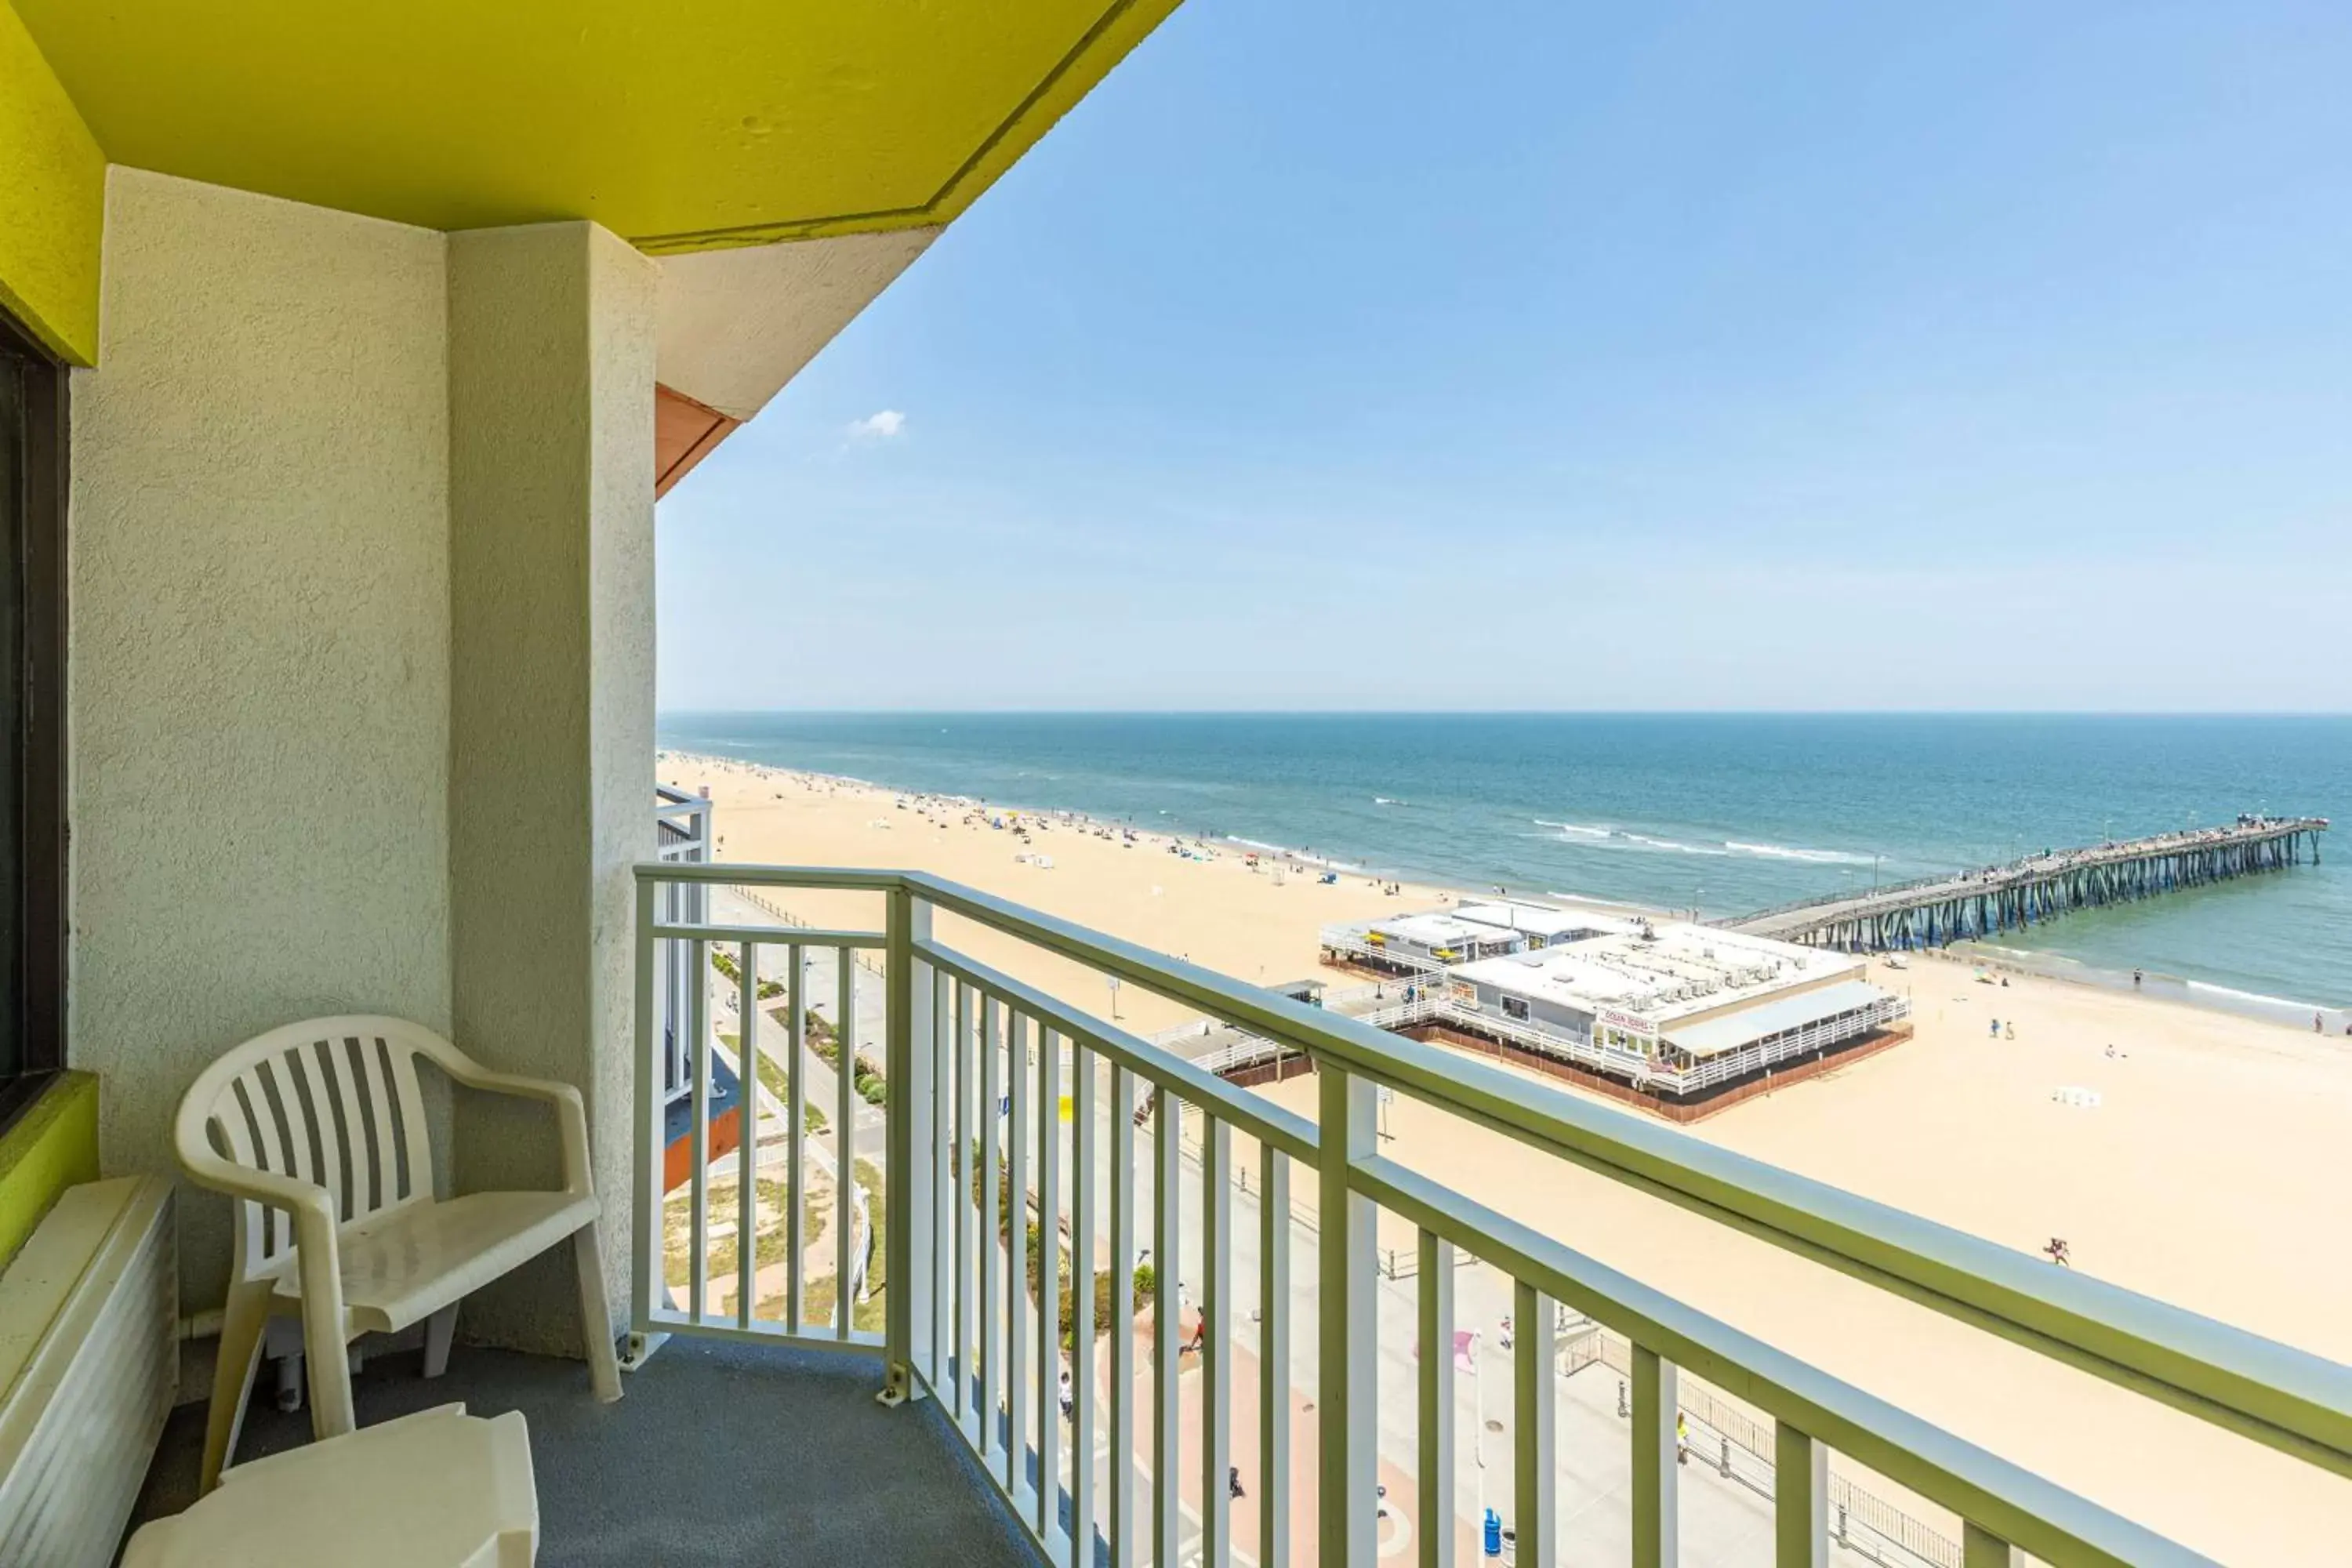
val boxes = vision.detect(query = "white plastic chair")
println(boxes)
[175,1015,621,1490]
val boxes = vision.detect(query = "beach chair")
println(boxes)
[174,1015,622,1491]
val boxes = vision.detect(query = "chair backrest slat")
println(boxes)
[356,1034,409,1207]
[248,1062,304,1259]
[319,1036,372,1222]
[387,1038,433,1207]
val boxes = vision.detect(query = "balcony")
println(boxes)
[397,857,2326,1566]
[118,851,2351,1565]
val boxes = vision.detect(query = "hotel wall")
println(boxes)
[67,168,454,1312]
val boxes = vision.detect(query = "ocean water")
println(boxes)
[656,713,2352,1012]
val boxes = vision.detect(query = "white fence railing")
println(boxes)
[1159,988,1910,1102]
[633,862,2351,1568]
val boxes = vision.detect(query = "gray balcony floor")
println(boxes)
[129,1338,1040,1566]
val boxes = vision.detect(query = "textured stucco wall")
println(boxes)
[69,168,452,1311]
[448,222,656,1352]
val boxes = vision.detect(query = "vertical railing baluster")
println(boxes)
[1152,1087,1181,1568]
[1071,1041,1099,1568]
[836,950,856,1340]
[954,982,973,1422]
[1632,1344,1677,1568]
[1418,1231,1455,1568]
[1203,1117,1232,1567]
[1259,1149,1290,1568]
[981,996,1004,1460]
[1773,1421,1827,1568]
[1320,1065,1377,1568]
[1036,1025,1062,1543]
[736,942,758,1329]
[688,936,711,1324]
[1109,1063,1138,1568]
[786,943,806,1332]
[1008,1012,1032,1497]
[1512,1280,1555,1568]
[883,888,934,1403]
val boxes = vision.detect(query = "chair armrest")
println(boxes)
[178,1143,348,1337]
[419,1047,596,1200]
[178,1143,339,1230]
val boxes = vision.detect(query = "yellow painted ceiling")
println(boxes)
[13,0,1179,252]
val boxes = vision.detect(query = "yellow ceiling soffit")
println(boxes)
[0,1,103,365]
[12,0,1184,258]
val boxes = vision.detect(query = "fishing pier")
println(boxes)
[1726,816,2328,952]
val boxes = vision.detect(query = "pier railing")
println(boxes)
[1728,818,2328,950]
[633,862,2352,1568]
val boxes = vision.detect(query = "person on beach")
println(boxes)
[1675,1413,1690,1465]
[1229,1466,1246,1501]
[2005,1020,2016,1040]
[2132,968,2143,989]
[1989,1018,2000,1039]
[1058,1367,1074,1422]
[2044,1237,2072,1268]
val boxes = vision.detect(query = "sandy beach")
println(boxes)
[660,752,2352,1561]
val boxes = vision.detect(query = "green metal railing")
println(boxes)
[630,862,2352,1568]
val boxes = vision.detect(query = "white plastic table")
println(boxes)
[123,1403,536,1567]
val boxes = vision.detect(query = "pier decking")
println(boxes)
[1726,817,2328,951]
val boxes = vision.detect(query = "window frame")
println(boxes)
[0,311,70,1133]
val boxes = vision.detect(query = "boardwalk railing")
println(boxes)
[632,862,2352,1568]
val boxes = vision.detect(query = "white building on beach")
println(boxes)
[1446,921,1888,1070]
[1323,900,1908,1101]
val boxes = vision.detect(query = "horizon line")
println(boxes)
[656,706,2352,719]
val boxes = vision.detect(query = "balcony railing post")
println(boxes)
[1632,1345,1679,1568]
[1319,1061,1377,1568]
[881,882,933,1406]
[630,873,659,1339]
[1773,1421,1827,1568]
[1962,1523,2014,1568]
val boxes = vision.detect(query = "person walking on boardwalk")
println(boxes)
[1989,1017,1999,1040]
[1675,1413,1690,1465]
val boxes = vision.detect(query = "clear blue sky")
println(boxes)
[657,2,2352,713]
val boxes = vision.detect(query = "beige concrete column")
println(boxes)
[446,221,656,1354]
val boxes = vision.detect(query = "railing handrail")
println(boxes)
[629,860,2352,1541]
